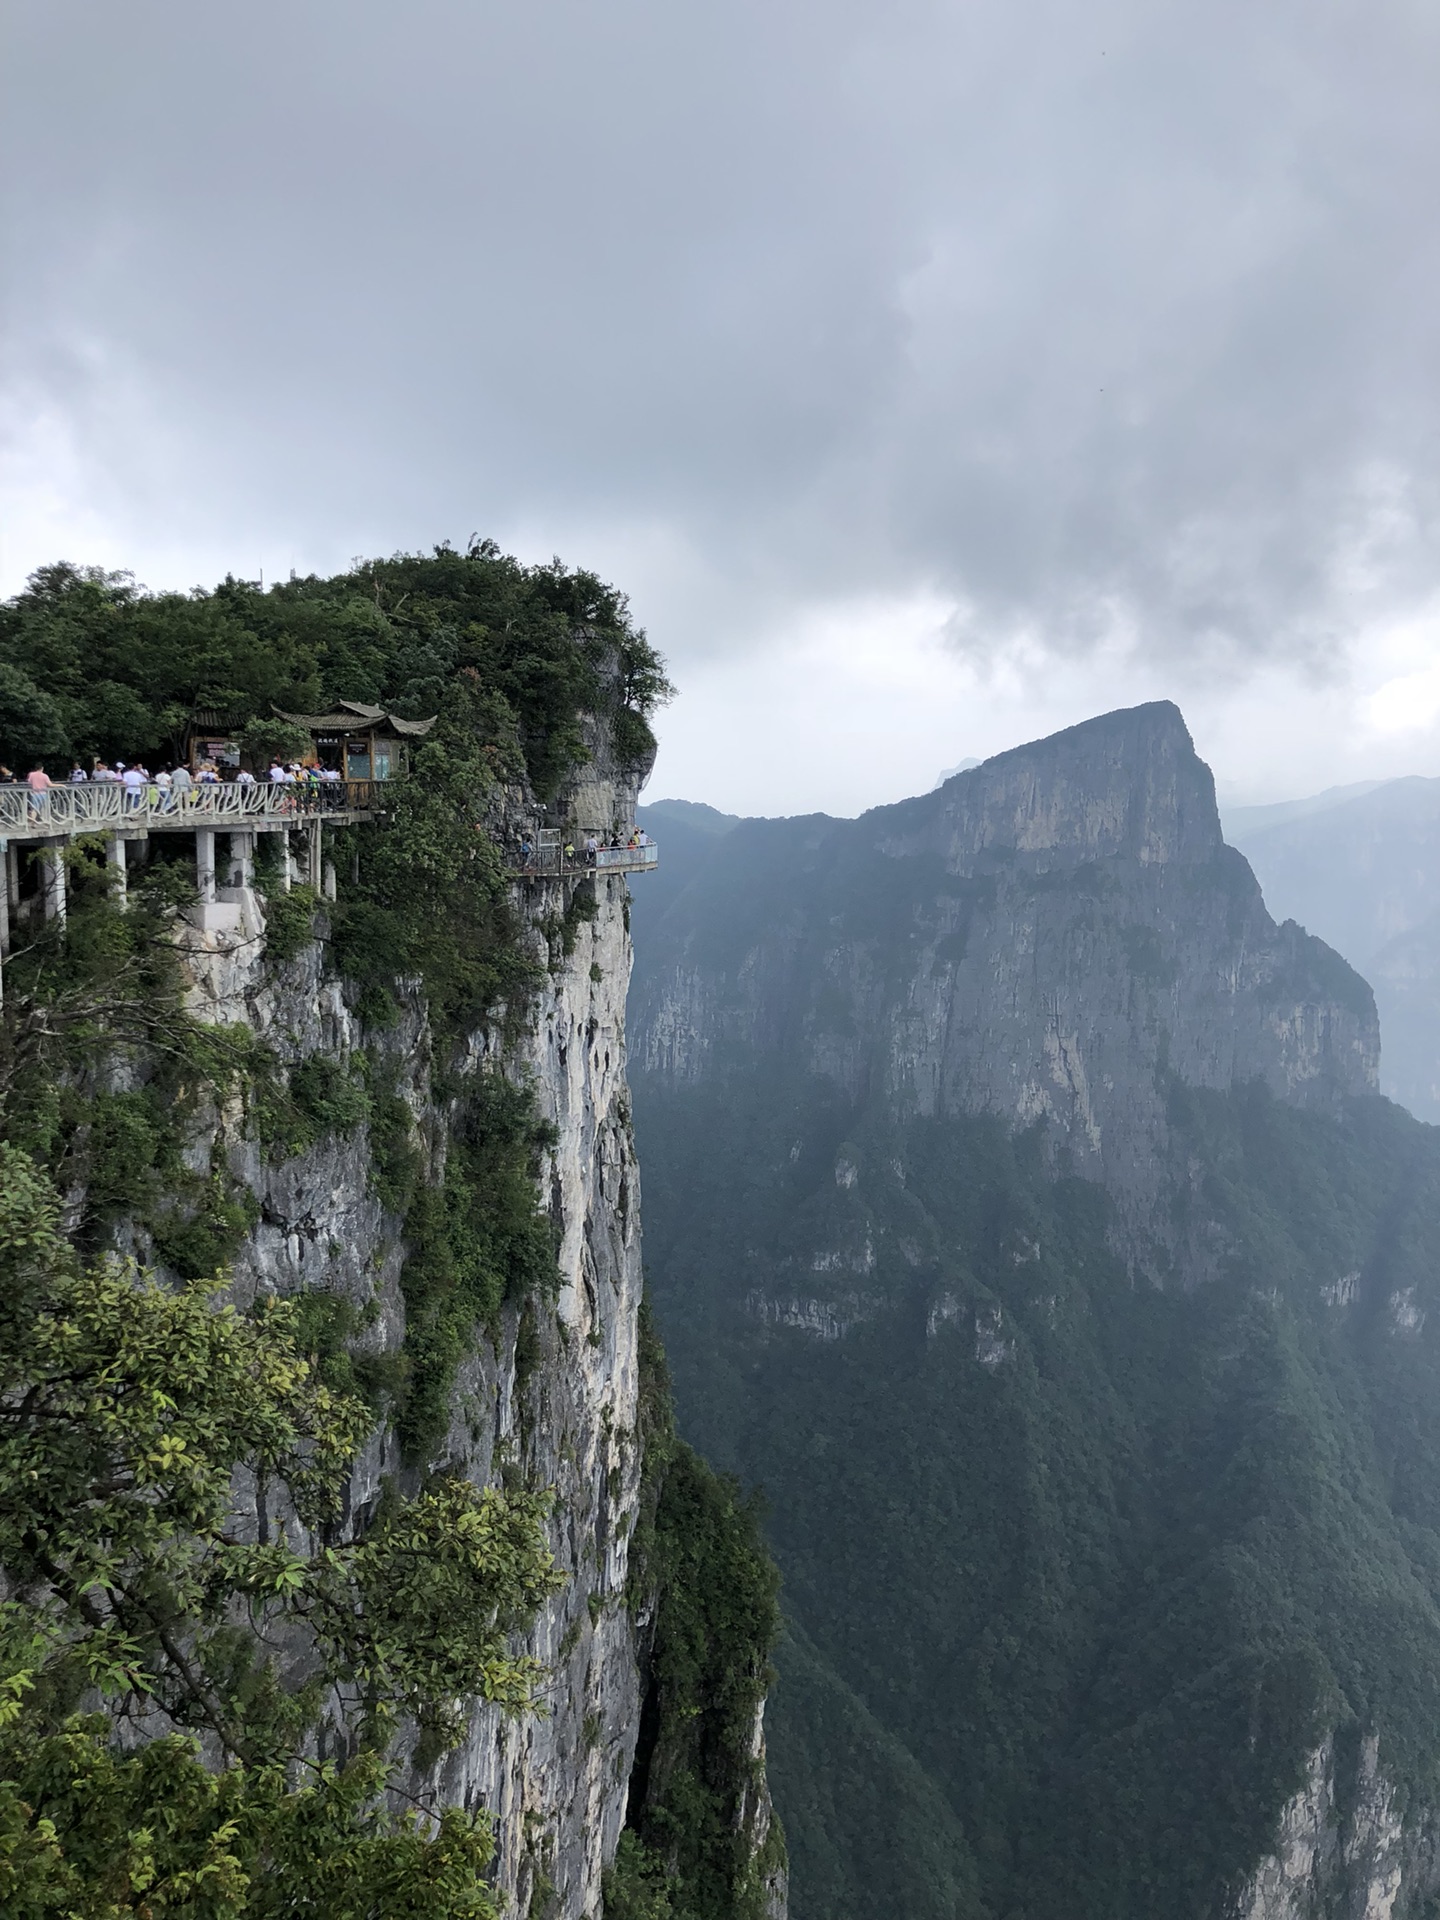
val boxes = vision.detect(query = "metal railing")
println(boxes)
[0,779,386,837]
[509,842,658,877]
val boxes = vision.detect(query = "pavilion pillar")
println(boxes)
[107,835,128,908]
[195,829,216,905]
[41,844,67,926]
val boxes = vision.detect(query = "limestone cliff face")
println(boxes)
[1234,1736,1440,1920]
[630,702,1433,1920]
[634,701,1377,1261]
[167,800,764,1917]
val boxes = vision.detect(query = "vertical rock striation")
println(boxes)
[164,749,774,1917]
[634,701,1377,1264]
[628,702,1440,1920]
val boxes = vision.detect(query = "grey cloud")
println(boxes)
[3,0,1439,672]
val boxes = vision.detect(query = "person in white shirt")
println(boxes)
[121,765,146,811]
[236,767,256,788]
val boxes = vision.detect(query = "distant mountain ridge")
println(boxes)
[642,701,1376,1258]
[1224,774,1440,1118]
[630,705,1440,1920]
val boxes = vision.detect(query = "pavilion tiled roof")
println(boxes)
[272,702,437,736]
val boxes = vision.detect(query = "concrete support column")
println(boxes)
[41,844,66,926]
[107,835,128,909]
[0,842,9,964]
[307,824,323,891]
[278,830,292,891]
[322,859,336,902]
[195,828,216,905]
[227,829,255,889]
[5,842,17,916]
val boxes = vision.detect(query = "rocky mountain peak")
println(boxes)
[882,700,1223,873]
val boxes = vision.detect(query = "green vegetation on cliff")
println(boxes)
[634,1062,1440,1920]
[0,1141,562,1917]
[605,1306,786,1920]
[0,541,784,1920]
[0,542,670,796]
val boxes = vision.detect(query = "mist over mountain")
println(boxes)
[1225,778,1440,1120]
[632,707,1440,1919]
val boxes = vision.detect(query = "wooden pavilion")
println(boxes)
[272,701,437,780]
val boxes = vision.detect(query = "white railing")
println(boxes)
[0,780,384,837]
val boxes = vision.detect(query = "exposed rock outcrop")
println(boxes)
[165,784,779,1916]
[1234,1735,1438,1920]
[634,702,1377,1262]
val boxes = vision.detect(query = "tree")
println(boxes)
[0,1141,564,1917]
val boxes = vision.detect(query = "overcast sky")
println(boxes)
[4,0,1440,814]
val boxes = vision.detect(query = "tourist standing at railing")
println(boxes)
[122,765,146,812]
[94,762,118,784]
[68,764,88,784]
[236,766,256,790]
[171,764,193,808]
[26,765,51,819]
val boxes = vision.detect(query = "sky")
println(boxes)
[4,0,1440,817]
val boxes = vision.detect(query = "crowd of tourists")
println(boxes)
[512,827,651,870]
[4,758,352,816]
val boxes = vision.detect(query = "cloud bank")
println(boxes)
[4,0,1439,808]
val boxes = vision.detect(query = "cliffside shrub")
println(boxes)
[253,1051,372,1163]
[0,1141,563,1915]
[261,885,320,966]
[395,1072,560,1464]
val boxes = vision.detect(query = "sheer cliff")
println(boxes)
[635,702,1375,1269]
[168,783,785,1919]
[630,704,1440,1920]
[0,544,785,1920]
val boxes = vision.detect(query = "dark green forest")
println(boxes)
[0,542,670,791]
[627,790,1440,1920]
[633,1061,1440,1919]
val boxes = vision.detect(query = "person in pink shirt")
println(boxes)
[26,765,52,818]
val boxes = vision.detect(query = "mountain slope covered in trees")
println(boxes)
[632,707,1440,1919]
